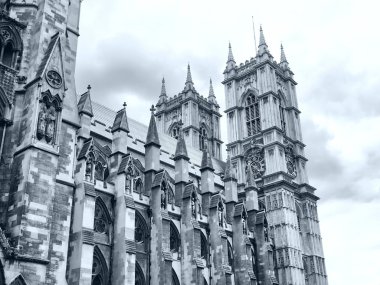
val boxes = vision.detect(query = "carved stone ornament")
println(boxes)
[245,145,266,179]
[46,70,63,89]
[36,90,62,145]
[285,145,297,177]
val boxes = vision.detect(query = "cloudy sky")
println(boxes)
[76,1,380,284]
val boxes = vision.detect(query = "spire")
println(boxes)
[223,154,236,181]
[78,85,94,117]
[258,25,267,47]
[200,148,214,172]
[280,43,288,63]
[111,102,129,133]
[227,42,235,62]
[145,105,160,147]
[183,64,196,92]
[174,120,189,161]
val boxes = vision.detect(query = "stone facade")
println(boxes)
[0,1,328,285]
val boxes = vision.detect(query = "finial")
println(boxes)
[123,102,127,109]
[178,119,184,128]
[150,104,156,114]
[280,43,288,63]
[87,84,91,91]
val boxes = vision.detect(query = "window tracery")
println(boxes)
[285,145,297,177]
[245,146,265,179]
[135,212,148,252]
[199,126,207,150]
[245,94,261,137]
[170,222,180,253]
[91,247,108,285]
[94,198,110,235]
[0,24,22,70]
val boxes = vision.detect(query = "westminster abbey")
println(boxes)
[0,0,328,284]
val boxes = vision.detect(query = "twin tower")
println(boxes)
[0,1,328,285]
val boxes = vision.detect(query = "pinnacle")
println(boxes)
[145,106,160,147]
[160,77,167,97]
[200,148,214,172]
[174,120,189,161]
[280,44,288,63]
[224,155,236,181]
[227,42,235,62]
[258,25,267,47]
[209,79,215,98]
[186,64,193,84]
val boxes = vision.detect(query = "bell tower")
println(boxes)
[155,65,223,159]
[223,27,328,285]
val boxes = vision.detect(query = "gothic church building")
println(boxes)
[0,1,328,284]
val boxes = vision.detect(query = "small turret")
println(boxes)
[174,121,189,206]
[77,85,93,142]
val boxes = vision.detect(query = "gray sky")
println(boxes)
[76,1,380,284]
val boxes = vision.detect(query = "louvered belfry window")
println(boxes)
[245,94,261,136]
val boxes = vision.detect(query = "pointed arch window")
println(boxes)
[135,212,149,252]
[227,240,234,271]
[201,231,209,263]
[279,97,286,133]
[94,198,111,235]
[170,222,180,254]
[245,94,261,136]
[92,247,108,285]
[161,181,167,209]
[199,126,207,150]
[135,262,145,285]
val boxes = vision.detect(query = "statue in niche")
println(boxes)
[45,107,56,143]
[218,203,224,227]
[161,184,167,209]
[242,213,247,235]
[85,159,93,181]
[191,194,197,218]
[37,105,47,140]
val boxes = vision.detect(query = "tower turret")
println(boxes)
[157,77,168,105]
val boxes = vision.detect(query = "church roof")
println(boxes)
[90,102,226,178]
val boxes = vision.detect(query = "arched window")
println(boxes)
[2,42,13,67]
[245,94,261,136]
[95,162,104,181]
[134,177,143,194]
[135,262,145,285]
[135,212,149,252]
[296,202,302,232]
[92,246,108,285]
[0,87,7,120]
[227,240,234,270]
[170,222,180,254]
[171,124,179,139]
[201,232,209,262]
[199,126,207,150]
[94,197,111,235]
[172,269,180,285]
[279,97,286,133]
